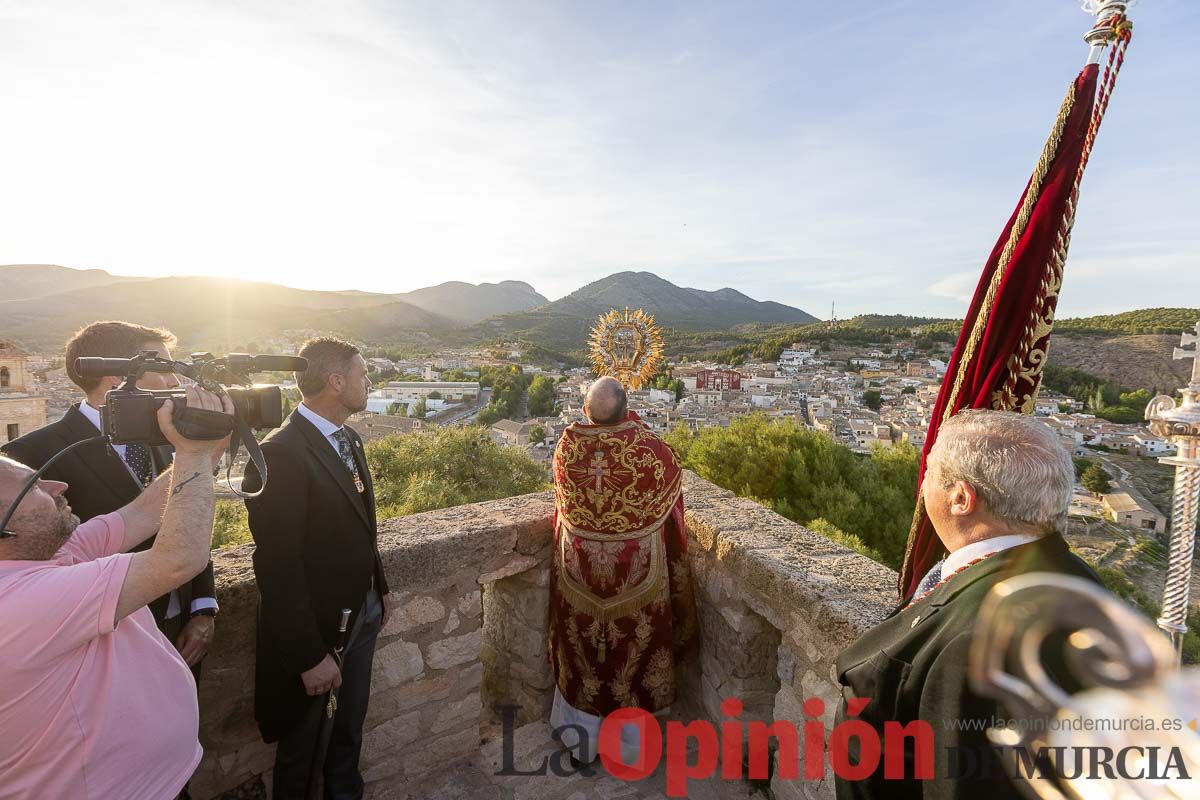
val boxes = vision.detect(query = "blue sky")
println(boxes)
[0,0,1195,319]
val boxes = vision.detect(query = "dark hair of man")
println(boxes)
[65,321,177,393]
[296,337,361,399]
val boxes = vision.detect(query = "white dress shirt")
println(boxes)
[943,533,1041,577]
[912,533,1042,602]
[79,401,218,619]
[295,402,346,456]
[79,401,130,463]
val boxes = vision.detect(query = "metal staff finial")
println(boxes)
[1082,0,1135,63]
[1146,320,1200,665]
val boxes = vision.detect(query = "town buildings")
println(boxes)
[0,343,47,443]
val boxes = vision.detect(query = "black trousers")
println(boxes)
[272,589,383,800]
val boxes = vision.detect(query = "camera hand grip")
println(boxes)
[171,404,236,441]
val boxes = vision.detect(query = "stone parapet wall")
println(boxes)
[192,492,555,799]
[679,474,896,800]
[191,473,895,799]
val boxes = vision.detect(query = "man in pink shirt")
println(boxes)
[0,386,233,800]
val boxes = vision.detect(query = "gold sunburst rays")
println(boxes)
[588,308,665,390]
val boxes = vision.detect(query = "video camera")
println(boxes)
[74,351,307,446]
[1,351,309,536]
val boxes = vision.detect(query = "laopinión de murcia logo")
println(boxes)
[496,696,1192,796]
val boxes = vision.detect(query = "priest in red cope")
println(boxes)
[548,376,697,764]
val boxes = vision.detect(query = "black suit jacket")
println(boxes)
[834,534,1100,800]
[1,403,216,627]
[242,408,389,742]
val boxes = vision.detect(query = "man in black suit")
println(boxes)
[1,320,218,672]
[834,410,1101,800]
[243,336,393,800]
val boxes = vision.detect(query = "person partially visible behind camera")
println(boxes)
[2,321,219,674]
[0,386,232,800]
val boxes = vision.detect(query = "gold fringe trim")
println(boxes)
[555,525,667,624]
[939,78,1078,427]
[558,514,667,541]
[901,78,1080,593]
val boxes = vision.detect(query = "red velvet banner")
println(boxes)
[899,64,1100,597]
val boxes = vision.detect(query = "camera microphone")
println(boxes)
[249,355,309,372]
[74,357,175,378]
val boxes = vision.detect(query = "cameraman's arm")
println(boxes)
[117,465,172,552]
[115,389,233,623]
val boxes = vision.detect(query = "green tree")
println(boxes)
[387,401,405,416]
[670,379,686,402]
[806,518,883,563]
[901,386,916,395]
[528,375,556,417]
[1081,463,1112,494]
[475,364,530,423]
[863,389,883,411]
[365,427,548,518]
[528,424,547,445]
[1095,405,1142,424]
[667,416,919,568]
[212,500,252,549]
[409,397,427,419]
[427,390,443,400]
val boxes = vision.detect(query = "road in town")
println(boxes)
[438,387,492,426]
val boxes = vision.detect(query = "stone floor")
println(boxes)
[377,721,768,800]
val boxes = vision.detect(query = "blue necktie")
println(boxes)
[914,559,944,598]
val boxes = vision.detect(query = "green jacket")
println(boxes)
[834,533,1100,800]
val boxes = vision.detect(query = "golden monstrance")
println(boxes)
[588,307,665,390]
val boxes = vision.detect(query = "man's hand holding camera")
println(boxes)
[114,386,233,625]
[157,385,236,464]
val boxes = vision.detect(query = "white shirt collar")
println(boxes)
[296,402,344,450]
[78,400,103,432]
[943,533,1042,577]
[77,400,132,461]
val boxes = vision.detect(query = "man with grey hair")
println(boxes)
[834,410,1100,800]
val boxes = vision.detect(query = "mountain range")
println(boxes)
[0,264,815,353]
[2,264,1190,389]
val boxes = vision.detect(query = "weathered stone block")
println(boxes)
[458,590,482,618]
[426,630,482,670]
[372,640,424,691]
[360,710,423,783]
[478,554,542,584]
[400,728,479,780]
[382,595,445,636]
[456,662,484,693]
[432,691,482,734]
[367,674,451,728]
